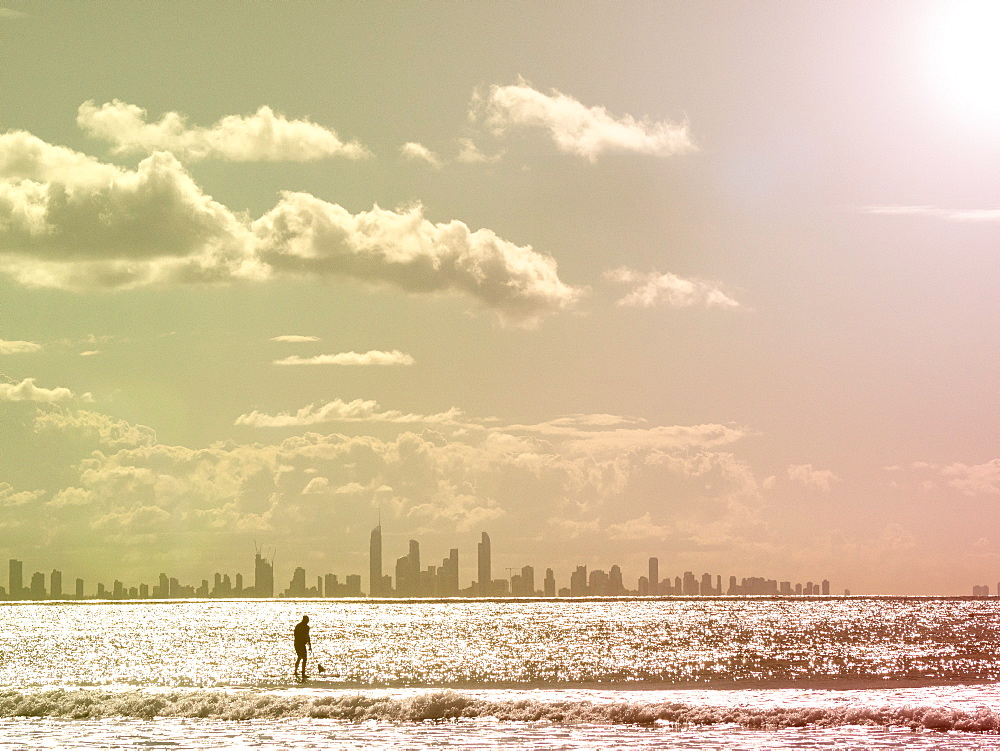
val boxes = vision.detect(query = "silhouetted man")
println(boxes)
[294,615,312,680]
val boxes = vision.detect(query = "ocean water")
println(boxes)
[2,597,1000,748]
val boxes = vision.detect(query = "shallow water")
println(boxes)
[3,597,1000,748]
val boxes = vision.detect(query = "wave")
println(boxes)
[2,689,1000,732]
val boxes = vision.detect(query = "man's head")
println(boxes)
[301,615,309,624]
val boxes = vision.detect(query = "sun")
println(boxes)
[927,1,1000,124]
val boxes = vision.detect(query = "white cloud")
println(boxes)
[301,476,331,494]
[860,205,1000,221]
[400,142,442,169]
[0,338,41,354]
[77,100,370,162]
[456,138,501,164]
[0,131,581,323]
[253,194,583,324]
[0,377,89,403]
[234,398,464,428]
[605,267,740,309]
[269,335,320,343]
[0,482,44,507]
[79,350,100,357]
[787,464,840,492]
[475,81,695,161]
[273,350,414,366]
[0,8,27,19]
[941,459,1000,496]
[34,409,157,448]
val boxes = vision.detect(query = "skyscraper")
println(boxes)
[8,559,22,600]
[369,524,382,597]
[254,551,274,598]
[50,569,62,599]
[477,532,491,596]
[648,557,658,596]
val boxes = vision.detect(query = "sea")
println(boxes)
[3,597,1000,749]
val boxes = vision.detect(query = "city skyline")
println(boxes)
[1,2,999,596]
[3,525,841,600]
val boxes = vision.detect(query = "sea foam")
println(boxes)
[2,689,1000,732]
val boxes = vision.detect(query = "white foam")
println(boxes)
[3,688,1000,732]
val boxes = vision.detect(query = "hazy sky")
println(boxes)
[1,1,998,595]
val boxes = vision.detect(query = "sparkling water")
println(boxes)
[2,597,1000,749]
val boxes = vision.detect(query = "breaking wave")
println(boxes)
[2,689,1000,732]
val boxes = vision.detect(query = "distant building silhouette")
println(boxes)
[544,568,556,597]
[8,559,22,600]
[254,551,274,598]
[477,532,491,596]
[648,557,659,596]
[369,524,383,597]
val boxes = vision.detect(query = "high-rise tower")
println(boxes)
[254,550,274,598]
[477,532,491,596]
[8,559,22,600]
[369,524,382,597]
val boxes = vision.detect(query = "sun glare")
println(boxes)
[928,1,1000,124]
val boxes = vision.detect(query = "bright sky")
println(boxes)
[1,1,998,595]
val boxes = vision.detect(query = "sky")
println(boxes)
[1,1,998,595]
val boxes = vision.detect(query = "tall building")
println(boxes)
[544,568,556,597]
[8,559,22,600]
[254,552,274,598]
[477,532,491,596]
[50,570,62,599]
[369,524,383,597]
[648,557,659,596]
[409,539,420,593]
[75,578,84,598]
[570,565,588,596]
[30,571,45,599]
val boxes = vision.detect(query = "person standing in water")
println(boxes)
[294,615,312,681]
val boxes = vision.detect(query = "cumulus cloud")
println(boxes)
[606,267,740,309]
[269,335,320,343]
[859,205,1000,221]
[77,100,369,162]
[456,138,501,164]
[474,81,694,161]
[787,464,840,492]
[400,142,442,169]
[253,194,582,323]
[0,131,581,323]
[0,377,89,403]
[34,409,156,448]
[0,338,41,354]
[941,459,1000,496]
[273,350,414,366]
[235,398,464,428]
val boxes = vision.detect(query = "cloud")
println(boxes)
[273,350,414,366]
[253,194,583,324]
[0,131,581,323]
[605,267,740,309]
[269,335,320,343]
[0,482,44,507]
[234,398,464,428]
[474,81,695,161]
[0,377,90,403]
[456,138,501,164]
[787,464,840,492]
[79,350,100,357]
[400,142,442,169]
[34,409,157,448]
[0,338,41,354]
[0,8,27,19]
[941,459,1000,496]
[77,100,369,162]
[859,205,1000,221]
